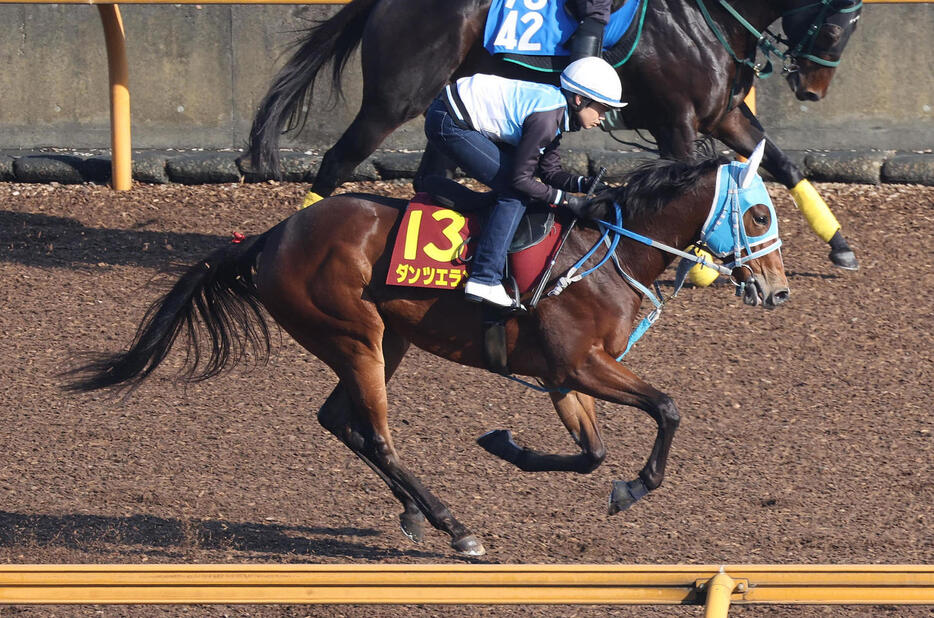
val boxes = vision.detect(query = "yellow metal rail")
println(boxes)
[0,0,928,189]
[0,564,932,614]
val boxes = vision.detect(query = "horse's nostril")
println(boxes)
[773,289,790,305]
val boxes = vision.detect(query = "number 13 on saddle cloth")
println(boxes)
[387,193,563,293]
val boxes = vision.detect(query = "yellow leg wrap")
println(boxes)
[686,245,720,287]
[301,191,325,210]
[789,180,840,242]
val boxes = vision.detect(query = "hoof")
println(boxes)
[477,428,509,450]
[829,248,859,271]
[452,534,486,556]
[608,478,649,515]
[476,429,520,464]
[399,511,426,543]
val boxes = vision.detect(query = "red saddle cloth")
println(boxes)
[387,193,563,294]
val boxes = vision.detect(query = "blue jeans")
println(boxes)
[424,98,527,286]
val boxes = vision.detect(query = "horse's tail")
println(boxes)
[65,232,271,395]
[246,0,381,177]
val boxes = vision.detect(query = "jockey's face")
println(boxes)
[575,96,609,129]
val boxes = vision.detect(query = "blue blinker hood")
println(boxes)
[699,156,781,267]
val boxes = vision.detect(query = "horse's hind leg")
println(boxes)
[477,390,607,473]
[316,331,484,555]
[316,383,426,542]
[309,107,401,199]
[309,1,474,200]
[314,330,422,540]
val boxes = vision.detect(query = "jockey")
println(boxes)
[569,0,612,61]
[424,57,625,309]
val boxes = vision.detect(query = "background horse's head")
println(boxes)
[782,0,862,100]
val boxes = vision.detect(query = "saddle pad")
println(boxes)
[387,193,564,294]
[387,193,477,291]
[484,0,639,57]
[498,0,648,72]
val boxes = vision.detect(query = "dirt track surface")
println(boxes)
[0,179,932,617]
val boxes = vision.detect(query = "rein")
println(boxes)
[694,0,862,77]
[543,203,716,363]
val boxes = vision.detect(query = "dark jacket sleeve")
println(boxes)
[511,109,584,205]
[537,140,586,194]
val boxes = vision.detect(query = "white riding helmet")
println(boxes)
[560,57,626,108]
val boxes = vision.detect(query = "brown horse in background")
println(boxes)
[68,154,788,556]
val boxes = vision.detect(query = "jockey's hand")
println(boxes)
[562,194,594,218]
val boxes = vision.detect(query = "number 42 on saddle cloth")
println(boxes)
[387,193,564,295]
[484,0,639,57]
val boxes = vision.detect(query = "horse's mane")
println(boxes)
[594,153,729,222]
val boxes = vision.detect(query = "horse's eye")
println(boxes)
[817,24,843,48]
[754,213,769,226]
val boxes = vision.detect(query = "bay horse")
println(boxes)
[245,0,862,270]
[68,151,788,556]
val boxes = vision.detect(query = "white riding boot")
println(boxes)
[464,280,516,308]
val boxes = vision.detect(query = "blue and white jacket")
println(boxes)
[442,74,588,205]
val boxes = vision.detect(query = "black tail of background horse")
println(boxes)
[248,0,380,176]
[66,235,271,394]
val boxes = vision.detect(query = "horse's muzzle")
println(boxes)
[764,286,790,309]
[741,275,789,309]
[786,70,825,102]
[733,267,790,309]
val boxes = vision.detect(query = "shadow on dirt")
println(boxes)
[0,210,226,270]
[0,511,448,560]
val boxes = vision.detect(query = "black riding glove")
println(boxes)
[562,194,593,218]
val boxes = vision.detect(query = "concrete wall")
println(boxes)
[0,3,931,153]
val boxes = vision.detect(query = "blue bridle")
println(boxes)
[549,143,782,362]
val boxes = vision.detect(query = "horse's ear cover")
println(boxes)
[739,140,766,189]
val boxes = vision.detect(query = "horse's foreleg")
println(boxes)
[650,113,699,161]
[713,103,859,270]
[568,352,680,515]
[477,390,606,473]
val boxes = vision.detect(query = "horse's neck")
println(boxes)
[694,0,783,39]
[570,181,715,291]
[725,0,783,31]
